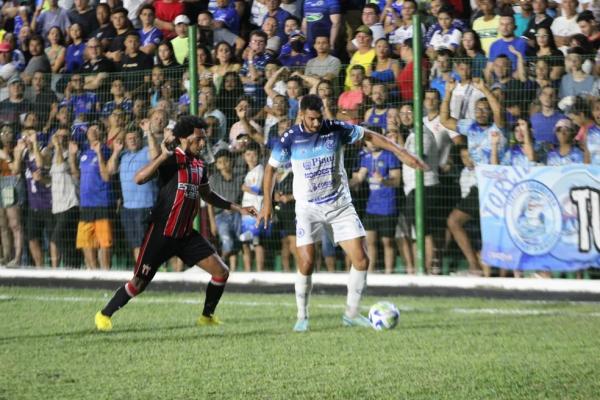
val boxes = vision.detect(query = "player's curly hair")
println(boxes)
[173,115,207,138]
[300,94,323,112]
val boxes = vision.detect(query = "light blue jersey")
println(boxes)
[587,124,600,165]
[546,147,585,166]
[457,119,507,165]
[268,120,364,205]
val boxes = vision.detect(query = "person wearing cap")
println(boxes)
[67,0,99,40]
[0,75,32,127]
[347,4,385,56]
[170,14,190,65]
[547,118,585,165]
[94,115,258,332]
[138,4,163,56]
[343,25,375,91]
[0,42,19,92]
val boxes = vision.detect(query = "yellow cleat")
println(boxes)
[95,311,112,332]
[196,315,222,326]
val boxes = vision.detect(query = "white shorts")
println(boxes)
[295,201,366,247]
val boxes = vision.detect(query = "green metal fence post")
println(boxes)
[188,25,200,231]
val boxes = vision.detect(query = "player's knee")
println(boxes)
[353,254,369,270]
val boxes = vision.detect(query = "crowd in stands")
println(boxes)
[0,0,599,275]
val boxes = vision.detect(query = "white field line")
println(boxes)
[1,294,599,318]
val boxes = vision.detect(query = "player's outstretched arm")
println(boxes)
[199,185,258,216]
[363,129,430,171]
[256,163,277,229]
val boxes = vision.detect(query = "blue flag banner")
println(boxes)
[476,164,600,271]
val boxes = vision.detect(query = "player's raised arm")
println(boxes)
[256,163,277,229]
[363,128,430,171]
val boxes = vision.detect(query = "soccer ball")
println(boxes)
[368,301,400,330]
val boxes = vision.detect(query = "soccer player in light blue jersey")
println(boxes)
[256,95,427,332]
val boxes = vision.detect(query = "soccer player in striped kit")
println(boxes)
[95,116,257,331]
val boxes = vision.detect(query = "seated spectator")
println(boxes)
[263,0,291,43]
[21,35,51,84]
[196,46,215,88]
[154,0,184,40]
[263,94,288,144]
[197,11,246,57]
[559,47,596,98]
[155,40,183,80]
[347,4,385,56]
[455,30,487,79]
[311,79,336,119]
[472,0,500,55]
[551,0,581,52]
[529,27,565,81]
[68,0,98,40]
[138,4,163,56]
[90,3,116,51]
[0,76,32,128]
[31,0,70,42]
[44,26,66,74]
[105,108,127,146]
[65,23,86,74]
[210,41,242,94]
[199,85,228,142]
[45,127,81,268]
[73,123,114,270]
[564,95,594,144]
[523,0,553,46]
[105,7,134,64]
[514,0,533,37]
[305,34,341,81]
[547,118,585,165]
[344,25,375,91]
[386,0,422,47]
[430,49,455,99]
[107,128,159,261]
[216,71,244,127]
[337,64,366,124]
[492,118,539,166]
[426,5,463,59]
[171,14,190,65]
[79,38,115,104]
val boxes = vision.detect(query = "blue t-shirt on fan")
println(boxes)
[360,150,400,216]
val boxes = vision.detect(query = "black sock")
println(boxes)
[102,285,133,317]
[202,281,226,317]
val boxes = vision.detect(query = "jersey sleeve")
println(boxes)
[457,119,474,136]
[200,163,209,186]
[328,0,341,14]
[268,129,293,168]
[337,121,365,145]
[388,151,401,169]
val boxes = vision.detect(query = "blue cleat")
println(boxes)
[342,314,372,328]
[293,318,309,332]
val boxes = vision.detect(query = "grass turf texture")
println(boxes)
[1,286,599,400]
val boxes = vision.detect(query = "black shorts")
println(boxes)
[363,213,397,238]
[405,185,440,236]
[26,208,55,241]
[134,223,216,282]
[51,207,79,245]
[456,186,480,221]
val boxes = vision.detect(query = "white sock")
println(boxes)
[295,272,312,320]
[346,266,367,318]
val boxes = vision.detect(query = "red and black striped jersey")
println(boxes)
[151,148,208,238]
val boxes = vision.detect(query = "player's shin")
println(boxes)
[101,281,139,317]
[345,266,367,318]
[202,275,228,317]
[295,272,312,320]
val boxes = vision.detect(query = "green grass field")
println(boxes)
[1,286,599,400]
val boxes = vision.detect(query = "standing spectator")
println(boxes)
[350,138,401,274]
[559,47,596,98]
[228,96,264,149]
[44,26,66,74]
[199,85,227,142]
[531,86,565,147]
[524,0,554,45]
[107,128,159,261]
[45,128,81,268]
[171,14,190,65]
[105,7,134,65]
[138,4,163,56]
[551,0,582,51]
[26,72,59,127]
[154,0,185,40]
[31,0,71,41]
[101,79,133,118]
[429,49,454,99]
[68,0,99,40]
[426,5,463,58]
[13,128,54,268]
[344,25,375,91]
[396,39,427,103]
[514,0,534,37]
[208,149,244,270]
[21,35,51,84]
[370,38,400,96]
[337,65,365,124]
[301,0,341,50]
[530,27,565,81]
[0,124,24,267]
[118,32,154,92]
[485,13,528,75]
[305,34,341,81]
[73,123,114,270]
[472,0,500,55]
[90,3,117,51]
[65,23,86,73]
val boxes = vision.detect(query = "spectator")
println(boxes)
[301,0,341,50]
[486,14,528,75]
[350,137,401,274]
[396,39,427,103]
[551,0,582,51]
[65,23,86,73]
[530,27,565,81]
[118,31,153,92]
[21,35,51,84]
[492,118,539,166]
[107,128,159,261]
[456,30,488,79]
[577,10,600,50]
[0,124,24,267]
[208,149,244,270]
[531,86,565,146]
[211,41,241,93]
[197,11,246,56]
[559,47,596,98]
[31,0,71,42]
[304,35,341,81]
[583,98,600,164]
[514,0,533,37]
[386,0,423,48]
[61,73,100,121]
[68,0,99,40]
[312,79,336,119]
[138,4,163,56]
[347,4,385,56]
[13,128,54,268]
[228,96,264,150]
[364,82,398,132]
[426,5,463,59]
[155,40,181,73]
[370,38,400,96]
[45,127,81,268]
[279,31,311,68]
[79,38,115,100]
[105,7,133,64]
[45,26,66,74]
[240,30,272,101]
[101,79,133,118]
[0,42,19,100]
[26,72,59,126]
[73,123,114,270]
[0,76,32,128]
[430,49,455,99]
[171,14,190,65]
[90,3,116,50]
[154,0,184,40]
[337,64,365,124]
[524,0,554,45]
[263,0,291,43]
[199,85,227,142]
[546,118,585,164]
[263,94,288,144]
[472,0,500,55]
[344,25,375,91]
